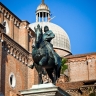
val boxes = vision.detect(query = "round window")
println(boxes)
[9,73,16,88]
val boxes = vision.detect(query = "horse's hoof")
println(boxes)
[28,64,34,69]
[32,45,35,48]
[52,81,56,85]
[53,82,56,85]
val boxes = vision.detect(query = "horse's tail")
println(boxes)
[55,52,62,69]
[54,53,62,79]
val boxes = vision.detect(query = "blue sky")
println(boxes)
[1,0,96,55]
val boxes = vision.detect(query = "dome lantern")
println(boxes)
[36,0,50,22]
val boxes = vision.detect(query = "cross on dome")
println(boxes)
[42,0,44,4]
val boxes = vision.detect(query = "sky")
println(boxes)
[0,0,96,55]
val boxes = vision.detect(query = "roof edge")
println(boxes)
[65,52,96,59]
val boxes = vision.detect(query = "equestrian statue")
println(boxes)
[29,24,61,84]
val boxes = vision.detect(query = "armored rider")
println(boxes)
[43,26,58,65]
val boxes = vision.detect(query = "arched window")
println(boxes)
[2,20,9,34]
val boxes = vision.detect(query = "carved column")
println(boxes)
[36,14,38,22]
[19,21,28,50]
[0,24,5,91]
[0,35,2,92]
[19,53,22,62]
[28,35,33,53]
[22,56,25,63]
[16,50,19,59]
[10,47,13,55]
[7,44,10,53]
[45,12,47,22]
[39,12,40,22]
[9,16,14,39]
[13,48,16,57]
[42,12,44,22]
[0,10,3,23]
[25,58,28,65]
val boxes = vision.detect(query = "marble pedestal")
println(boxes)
[19,83,70,96]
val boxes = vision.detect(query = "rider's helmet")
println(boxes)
[37,24,40,28]
[44,26,49,32]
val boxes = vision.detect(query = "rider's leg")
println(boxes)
[39,55,48,66]
[53,52,58,65]
[46,44,58,65]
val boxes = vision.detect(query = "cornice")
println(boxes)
[65,52,96,59]
[0,2,21,22]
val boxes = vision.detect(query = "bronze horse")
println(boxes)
[30,24,61,84]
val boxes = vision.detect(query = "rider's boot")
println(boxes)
[39,61,43,66]
[46,43,58,65]
[54,55,58,65]
[51,50,58,65]
[39,56,47,66]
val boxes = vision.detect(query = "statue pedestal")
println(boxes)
[19,83,70,96]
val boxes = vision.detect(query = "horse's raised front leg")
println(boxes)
[28,63,34,69]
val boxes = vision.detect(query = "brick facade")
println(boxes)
[0,42,2,92]
[66,53,96,82]
[0,2,37,96]
[0,25,38,96]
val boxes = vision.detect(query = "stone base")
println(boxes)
[19,83,70,96]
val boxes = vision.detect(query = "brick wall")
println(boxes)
[1,49,35,96]
[0,42,2,92]
[66,53,96,82]
[0,10,4,23]
[57,81,83,90]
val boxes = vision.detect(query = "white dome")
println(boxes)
[29,22,71,52]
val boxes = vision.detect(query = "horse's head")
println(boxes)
[34,24,43,44]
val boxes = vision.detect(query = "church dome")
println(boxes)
[29,22,71,52]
